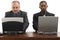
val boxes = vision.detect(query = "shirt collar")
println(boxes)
[40,11,47,16]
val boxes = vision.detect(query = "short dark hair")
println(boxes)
[40,1,47,5]
[12,1,20,5]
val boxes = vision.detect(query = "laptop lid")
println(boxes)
[38,16,58,34]
[2,17,24,34]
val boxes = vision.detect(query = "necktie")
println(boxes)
[14,14,18,17]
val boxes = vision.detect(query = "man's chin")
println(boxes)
[41,10,46,12]
[13,12,18,13]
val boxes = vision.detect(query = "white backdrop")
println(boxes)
[0,0,60,33]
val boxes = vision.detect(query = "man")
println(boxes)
[5,1,29,32]
[33,1,55,32]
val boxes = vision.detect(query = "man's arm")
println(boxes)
[33,14,38,31]
[23,12,29,32]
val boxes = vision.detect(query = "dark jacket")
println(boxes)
[5,10,29,32]
[33,11,55,32]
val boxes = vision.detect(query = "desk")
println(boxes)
[0,32,60,40]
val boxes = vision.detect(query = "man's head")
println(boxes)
[12,1,20,13]
[39,1,48,12]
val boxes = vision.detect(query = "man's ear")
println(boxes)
[47,5,48,8]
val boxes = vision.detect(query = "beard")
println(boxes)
[13,10,19,13]
[41,10,46,13]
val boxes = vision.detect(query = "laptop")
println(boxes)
[2,17,24,34]
[37,16,58,34]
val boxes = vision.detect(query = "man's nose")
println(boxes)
[14,8,17,10]
[42,6,45,9]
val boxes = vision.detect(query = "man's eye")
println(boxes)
[16,7,18,8]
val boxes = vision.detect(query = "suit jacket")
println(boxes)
[33,11,55,32]
[5,10,29,32]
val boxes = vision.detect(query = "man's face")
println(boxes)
[39,2,48,12]
[12,2,20,13]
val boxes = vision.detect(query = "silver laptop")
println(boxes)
[37,16,58,34]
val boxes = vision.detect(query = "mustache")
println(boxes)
[14,10,17,11]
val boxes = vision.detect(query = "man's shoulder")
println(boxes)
[5,11,12,16]
[5,11,12,13]
[20,10,27,14]
[33,12,40,16]
[5,11,12,17]
[47,12,55,16]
